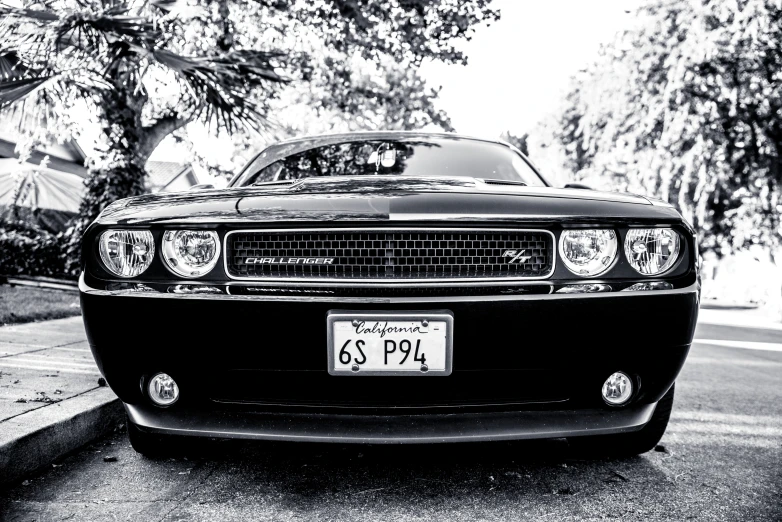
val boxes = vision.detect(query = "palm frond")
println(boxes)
[211,50,289,84]
[0,76,54,108]
[0,5,58,23]
[0,48,54,108]
[0,50,27,81]
[0,4,162,53]
[150,48,289,132]
[0,41,104,110]
[149,0,208,20]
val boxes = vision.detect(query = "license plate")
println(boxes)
[327,311,453,376]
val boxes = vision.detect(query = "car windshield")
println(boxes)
[235,138,546,187]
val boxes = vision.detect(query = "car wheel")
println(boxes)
[570,384,675,457]
[127,418,182,458]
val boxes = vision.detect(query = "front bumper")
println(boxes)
[81,275,698,443]
[126,402,657,443]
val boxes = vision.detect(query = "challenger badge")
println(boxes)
[245,257,335,265]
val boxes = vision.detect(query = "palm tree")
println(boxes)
[0,0,289,269]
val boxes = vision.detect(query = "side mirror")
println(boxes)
[564,183,592,190]
[189,183,215,191]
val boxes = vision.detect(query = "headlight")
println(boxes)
[99,230,155,278]
[559,229,618,277]
[161,230,220,278]
[624,228,680,275]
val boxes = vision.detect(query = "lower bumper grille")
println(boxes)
[210,370,569,413]
[225,228,555,281]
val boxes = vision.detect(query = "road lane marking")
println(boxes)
[9,357,97,368]
[0,362,98,375]
[0,341,48,348]
[670,421,782,437]
[694,338,782,352]
[673,411,781,425]
[663,432,779,449]
[687,356,782,367]
[698,311,782,332]
[14,354,95,363]
[667,410,782,449]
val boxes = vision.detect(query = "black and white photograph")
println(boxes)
[0,0,780,520]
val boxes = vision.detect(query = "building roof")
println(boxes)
[0,139,88,178]
[146,161,196,192]
[0,110,87,167]
[0,158,84,213]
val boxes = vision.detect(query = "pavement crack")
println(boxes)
[0,340,84,360]
[0,346,51,359]
[51,340,88,349]
[158,465,216,522]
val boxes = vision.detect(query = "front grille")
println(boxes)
[228,284,552,297]
[225,228,554,281]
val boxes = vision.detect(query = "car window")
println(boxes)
[237,138,545,187]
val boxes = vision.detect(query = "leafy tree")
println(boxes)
[0,0,499,270]
[499,130,528,156]
[549,0,782,255]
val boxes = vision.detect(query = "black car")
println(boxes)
[80,132,700,456]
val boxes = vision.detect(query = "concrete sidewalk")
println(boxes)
[0,317,122,488]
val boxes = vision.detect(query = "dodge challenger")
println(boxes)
[79,132,700,457]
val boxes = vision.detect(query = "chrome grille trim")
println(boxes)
[223,228,556,283]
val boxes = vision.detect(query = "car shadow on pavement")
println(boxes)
[167,436,669,507]
[5,427,761,521]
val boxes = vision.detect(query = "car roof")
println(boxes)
[269,131,509,148]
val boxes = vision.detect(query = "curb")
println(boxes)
[2,275,79,292]
[0,387,123,488]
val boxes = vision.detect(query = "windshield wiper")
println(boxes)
[481,178,527,187]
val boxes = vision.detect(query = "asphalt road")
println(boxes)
[1,322,780,521]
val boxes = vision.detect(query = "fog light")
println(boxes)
[147,373,179,406]
[602,372,633,406]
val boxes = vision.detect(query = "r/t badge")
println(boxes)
[503,250,531,264]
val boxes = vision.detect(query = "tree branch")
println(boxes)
[138,113,191,162]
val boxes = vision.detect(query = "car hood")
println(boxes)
[95,175,682,226]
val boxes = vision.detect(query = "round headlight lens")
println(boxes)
[161,230,220,278]
[99,230,155,278]
[624,228,680,275]
[559,229,618,277]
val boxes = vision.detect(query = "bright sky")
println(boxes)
[421,0,638,139]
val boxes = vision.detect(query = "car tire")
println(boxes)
[570,384,675,457]
[127,419,183,458]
